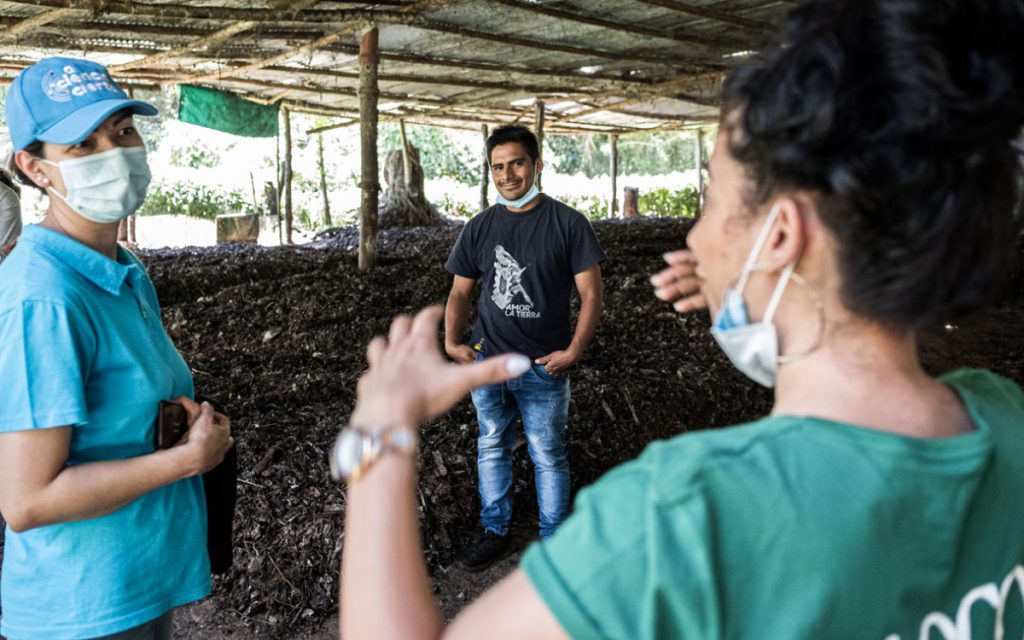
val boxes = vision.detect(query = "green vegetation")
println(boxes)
[379,124,481,185]
[170,139,221,169]
[138,181,254,219]
[638,187,700,218]
[555,194,607,220]
[555,187,699,220]
[546,133,698,178]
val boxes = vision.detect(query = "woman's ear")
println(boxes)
[762,195,807,271]
[14,150,51,190]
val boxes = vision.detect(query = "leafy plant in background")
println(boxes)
[170,140,221,169]
[554,193,607,220]
[139,181,254,219]
[546,133,698,178]
[379,124,481,185]
[435,193,477,219]
[638,187,699,218]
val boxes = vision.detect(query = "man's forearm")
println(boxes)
[569,289,602,356]
[444,293,471,347]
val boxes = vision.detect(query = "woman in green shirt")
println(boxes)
[332,0,1024,638]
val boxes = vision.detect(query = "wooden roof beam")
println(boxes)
[485,0,739,48]
[108,0,321,72]
[559,69,723,104]
[254,65,612,95]
[0,7,78,42]
[175,22,364,84]
[175,0,467,84]
[321,46,653,87]
[179,76,456,107]
[109,21,257,72]
[6,0,405,22]
[636,0,777,33]
[555,98,645,124]
[368,12,722,70]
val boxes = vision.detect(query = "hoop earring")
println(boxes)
[776,270,825,364]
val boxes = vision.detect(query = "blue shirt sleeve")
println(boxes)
[0,300,94,432]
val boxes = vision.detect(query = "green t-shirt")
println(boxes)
[522,369,1024,639]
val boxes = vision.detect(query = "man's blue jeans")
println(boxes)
[470,360,571,539]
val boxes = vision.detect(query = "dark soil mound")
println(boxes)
[146,217,776,636]
[2,218,1022,639]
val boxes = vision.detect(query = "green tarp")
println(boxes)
[178,84,279,138]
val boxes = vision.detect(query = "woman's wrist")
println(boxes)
[155,443,202,480]
[350,400,420,433]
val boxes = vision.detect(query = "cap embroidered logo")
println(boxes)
[41,65,119,103]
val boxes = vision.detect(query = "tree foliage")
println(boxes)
[139,180,253,219]
[546,132,698,177]
[379,124,482,185]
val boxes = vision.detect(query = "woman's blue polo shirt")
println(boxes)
[0,225,210,639]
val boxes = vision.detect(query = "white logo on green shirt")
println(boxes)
[887,564,1024,639]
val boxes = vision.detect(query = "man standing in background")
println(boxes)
[444,124,605,572]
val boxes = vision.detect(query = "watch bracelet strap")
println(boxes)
[348,425,418,482]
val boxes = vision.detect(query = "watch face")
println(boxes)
[330,429,365,481]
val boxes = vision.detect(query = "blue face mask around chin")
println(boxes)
[708,202,792,388]
[497,183,540,209]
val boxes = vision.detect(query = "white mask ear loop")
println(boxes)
[735,202,783,295]
[776,270,825,364]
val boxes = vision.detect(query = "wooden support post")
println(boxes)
[695,129,704,217]
[399,119,412,188]
[358,25,380,270]
[317,133,332,227]
[534,100,545,190]
[608,133,619,218]
[275,132,283,243]
[480,124,490,211]
[283,106,293,244]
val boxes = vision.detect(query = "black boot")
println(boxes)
[456,530,512,572]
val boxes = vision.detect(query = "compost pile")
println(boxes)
[139,217,773,636]
[2,218,1022,638]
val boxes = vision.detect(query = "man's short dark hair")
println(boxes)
[486,125,539,164]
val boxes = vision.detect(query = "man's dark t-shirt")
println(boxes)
[445,195,606,360]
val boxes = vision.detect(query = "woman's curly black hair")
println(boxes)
[722,0,1024,329]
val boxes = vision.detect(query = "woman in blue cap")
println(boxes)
[0,57,232,639]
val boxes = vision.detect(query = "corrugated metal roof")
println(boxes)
[0,0,792,134]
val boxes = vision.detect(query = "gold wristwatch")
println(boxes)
[329,425,418,482]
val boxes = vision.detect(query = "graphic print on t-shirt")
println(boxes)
[886,564,1024,640]
[491,245,540,319]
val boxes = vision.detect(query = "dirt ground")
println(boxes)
[1,217,1022,639]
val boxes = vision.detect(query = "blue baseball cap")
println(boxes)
[5,57,157,151]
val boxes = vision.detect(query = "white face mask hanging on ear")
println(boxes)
[710,202,813,388]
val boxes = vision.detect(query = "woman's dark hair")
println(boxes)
[12,141,46,195]
[721,0,1024,329]
[486,125,540,164]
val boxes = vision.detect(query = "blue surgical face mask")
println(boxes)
[43,146,151,224]
[710,203,797,387]
[497,183,540,209]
